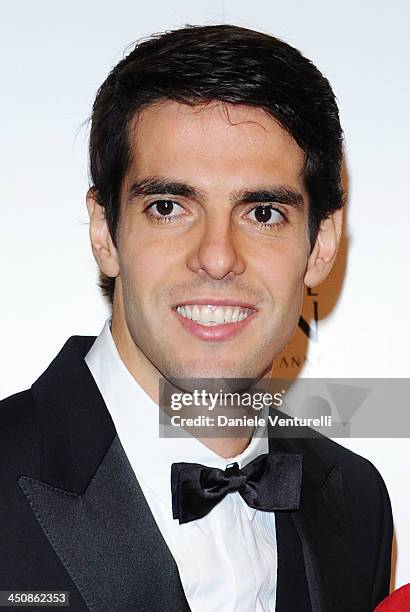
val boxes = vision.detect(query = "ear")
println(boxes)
[86,188,120,279]
[304,208,343,288]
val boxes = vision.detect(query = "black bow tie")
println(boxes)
[171,453,302,524]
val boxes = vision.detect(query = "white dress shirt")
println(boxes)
[85,319,277,612]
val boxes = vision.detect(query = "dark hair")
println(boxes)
[89,24,344,303]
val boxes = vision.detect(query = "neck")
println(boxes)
[197,435,255,458]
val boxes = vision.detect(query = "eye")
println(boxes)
[145,199,186,223]
[246,205,286,228]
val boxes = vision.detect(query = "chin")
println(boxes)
[166,361,263,385]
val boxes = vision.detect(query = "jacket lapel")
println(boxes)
[275,510,312,611]
[19,336,190,612]
[270,430,347,612]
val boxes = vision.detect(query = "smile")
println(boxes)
[175,304,254,326]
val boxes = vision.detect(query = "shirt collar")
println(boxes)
[85,318,269,520]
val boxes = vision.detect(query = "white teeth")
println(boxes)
[224,307,233,323]
[214,307,224,324]
[175,304,253,326]
[231,306,240,323]
[192,305,200,321]
[200,306,210,324]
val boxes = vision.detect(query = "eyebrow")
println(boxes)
[127,177,206,203]
[127,176,305,209]
[234,187,304,209]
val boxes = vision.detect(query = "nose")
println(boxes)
[186,213,246,280]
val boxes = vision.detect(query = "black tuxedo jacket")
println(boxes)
[0,336,393,611]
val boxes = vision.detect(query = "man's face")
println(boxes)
[113,101,312,381]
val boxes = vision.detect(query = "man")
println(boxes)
[0,24,392,611]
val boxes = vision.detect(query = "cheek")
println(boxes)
[117,228,181,309]
[119,246,156,302]
[255,242,308,302]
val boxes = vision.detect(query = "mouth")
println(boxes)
[174,303,255,326]
[172,300,257,341]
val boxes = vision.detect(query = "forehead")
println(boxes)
[126,100,306,191]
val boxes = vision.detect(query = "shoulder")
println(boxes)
[316,435,387,482]
[302,435,393,542]
[304,433,378,469]
[0,388,37,432]
[304,434,390,498]
[0,389,41,481]
[1,387,35,413]
[280,431,392,520]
